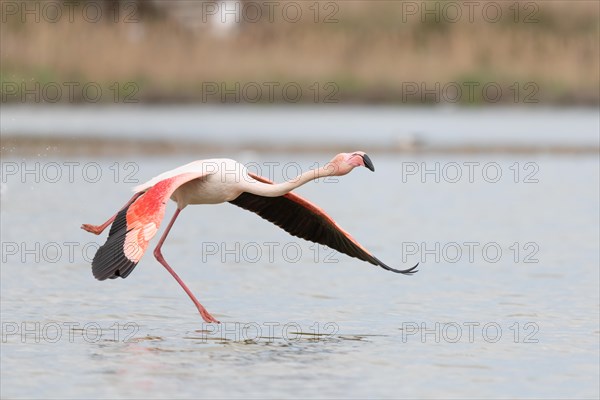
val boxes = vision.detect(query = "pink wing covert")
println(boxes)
[92,172,205,280]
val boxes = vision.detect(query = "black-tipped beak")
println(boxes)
[362,154,375,172]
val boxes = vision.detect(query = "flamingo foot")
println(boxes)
[198,306,220,324]
[81,224,103,235]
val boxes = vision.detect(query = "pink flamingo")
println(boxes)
[82,152,418,323]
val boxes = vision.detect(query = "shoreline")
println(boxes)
[2,135,598,157]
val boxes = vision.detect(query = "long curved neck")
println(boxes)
[245,165,336,197]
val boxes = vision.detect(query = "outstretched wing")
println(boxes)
[229,173,418,274]
[92,172,206,280]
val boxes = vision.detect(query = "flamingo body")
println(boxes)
[133,159,247,205]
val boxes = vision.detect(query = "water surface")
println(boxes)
[1,151,598,399]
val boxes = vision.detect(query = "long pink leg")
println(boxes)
[153,208,219,324]
[81,193,141,235]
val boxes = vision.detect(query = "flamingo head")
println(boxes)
[328,151,375,176]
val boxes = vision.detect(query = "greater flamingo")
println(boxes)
[82,152,418,323]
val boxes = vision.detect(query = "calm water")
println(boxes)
[1,150,598,398]
[1,105,599,147]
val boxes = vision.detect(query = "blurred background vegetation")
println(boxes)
[1,0,598,105]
